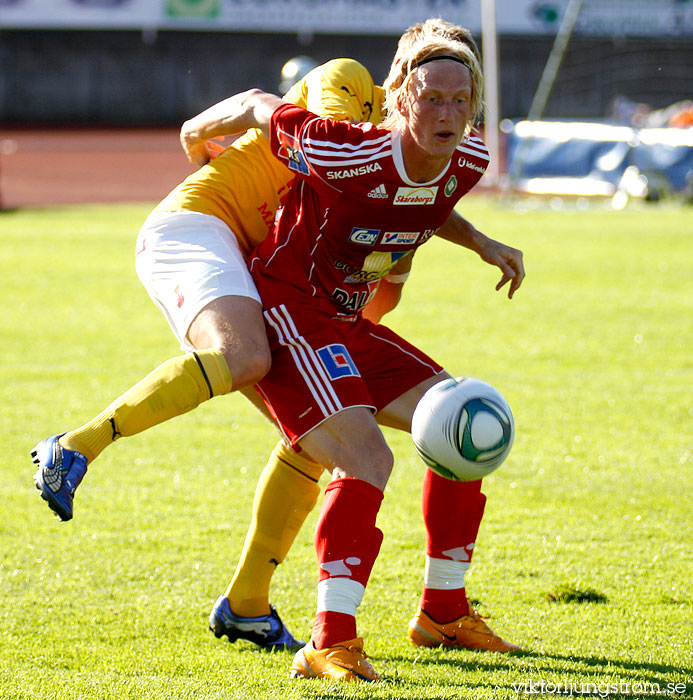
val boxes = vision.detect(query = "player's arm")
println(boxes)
[361,253,413,323]
[180,89,285,167]
[435,210,525,298]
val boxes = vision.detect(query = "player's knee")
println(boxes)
[224,344,272,388]
[339,439,393,491]
[367,444,394,490]
[242,348,272,386]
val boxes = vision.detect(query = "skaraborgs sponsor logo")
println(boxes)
[383,231,419,245]
[393,186,438,205]
[458,157,486,174]
[367,183,388,199]
[349,227,380,245]
[326,162,383,179]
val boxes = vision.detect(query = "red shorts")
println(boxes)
[256,301,443,445]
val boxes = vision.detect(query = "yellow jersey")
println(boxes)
[155,59,384,260]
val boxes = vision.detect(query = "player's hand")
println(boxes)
[180,121,215,167]
[479,238,525,299]
[180,140,210,167]
[180,133,226,167]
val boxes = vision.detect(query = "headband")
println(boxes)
[409,55,471,72]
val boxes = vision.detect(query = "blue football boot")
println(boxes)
[31,434,88,521]
[209,595,304,650]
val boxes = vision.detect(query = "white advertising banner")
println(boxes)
[1,0,691,36]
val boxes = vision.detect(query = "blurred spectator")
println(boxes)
[609,95,693,128]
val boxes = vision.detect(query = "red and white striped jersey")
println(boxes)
[250,103,489,316]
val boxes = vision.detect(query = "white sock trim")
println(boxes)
[317,577,365,616]
[424,555,470,590]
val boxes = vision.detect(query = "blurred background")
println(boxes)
[0,0,691,207]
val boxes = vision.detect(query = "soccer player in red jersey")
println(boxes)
[180,29,523,681]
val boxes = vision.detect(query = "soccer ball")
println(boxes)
[411,377,514,481]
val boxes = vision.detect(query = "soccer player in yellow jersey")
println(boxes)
[32,19,524,651]
[31,56,391,648]
[154,59,385,263]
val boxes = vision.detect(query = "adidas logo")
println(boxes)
[367,183,388,199]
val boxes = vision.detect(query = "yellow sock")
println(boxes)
[60,349,232,462]
[226,440,325,618]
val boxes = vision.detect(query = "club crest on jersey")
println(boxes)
[458,157,486,174]
[445,175,458,197]
[349,227,380,245]
[316,344,361,379]
[326,162,382,179]
[383,231,419,245]
[393,186,438,205]
[277,128,309,175]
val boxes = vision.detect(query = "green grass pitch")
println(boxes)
[1,198,691,699]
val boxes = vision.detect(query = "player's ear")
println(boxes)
[396,77,415,119]
[395,91,408,119]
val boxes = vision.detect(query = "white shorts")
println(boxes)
[135,210,261,351]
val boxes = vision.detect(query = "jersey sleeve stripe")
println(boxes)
[306,150,393,168]
[305,142,391,158]
[304,133,390,151]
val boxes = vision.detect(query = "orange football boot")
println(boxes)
[290,637,379,682]
[408,607,521,652]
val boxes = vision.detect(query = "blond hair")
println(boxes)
[392,17,480,64]
[381,35,484,137]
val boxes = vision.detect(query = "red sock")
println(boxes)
[420,470,486,622]
[312,478,383,649]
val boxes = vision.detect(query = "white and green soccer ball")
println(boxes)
[412,377,515,481]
